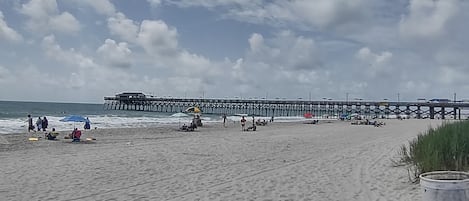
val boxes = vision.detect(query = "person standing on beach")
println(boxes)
[84,117,91,130]
[42,116,48,131]
[36,117,42,132]
[222,114,227,127]
[240,116,246,131]
[27,114,35,132]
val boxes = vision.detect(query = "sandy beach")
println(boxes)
[0,119,445,201]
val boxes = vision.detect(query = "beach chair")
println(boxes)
[180,123,196,132]
[245,125,257,131]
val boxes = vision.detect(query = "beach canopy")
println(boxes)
[185,106,201,113]
[303,112,313,118]
[60,115,87,122]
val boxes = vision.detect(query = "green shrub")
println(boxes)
[400,121,469,179]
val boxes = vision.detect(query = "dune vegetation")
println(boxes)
[399,120,469,179]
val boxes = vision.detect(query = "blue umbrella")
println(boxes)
[60,115,88,141]
[60,115,87,122]
[60,115,88,132]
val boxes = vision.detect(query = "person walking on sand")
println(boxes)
[42,116,48,131]
[36,117,43,132]
[240,116,246,131]
[27,114,35,132]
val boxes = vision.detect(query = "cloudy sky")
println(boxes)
[0,0,468,103]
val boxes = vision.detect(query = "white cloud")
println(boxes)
[286,0,367,29]
[356,47,392,65]
[166,0,255,8]
[20,0,81,35]
[0,65,12,81]
[0,63,71,102]
[356,47,393,77]
[247,31,320,71]
[148,0,162,7]
[105,13,222,94]
[41,34,98,69]
[49,12,81,33]
[166,0,369,30]
[174,51,216,76]
[20,0,57,20]
[107,12,139,43]
[107,13,180,56]
[248,33,264,53]
[39,34,150,98]
[73,0,116,16]
[97,39,132,68]
[0,11,23,42]
[400,0,458,39]
[136,20,179,56]
[437,66,467,86]
[231,58,246,82]
[220,31,327,97]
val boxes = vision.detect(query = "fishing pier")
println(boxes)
[104,93,469,119]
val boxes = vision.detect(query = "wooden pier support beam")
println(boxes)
[429,107,435,119]
[441,107,445,119]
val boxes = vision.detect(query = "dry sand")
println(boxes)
[0,119,445,201]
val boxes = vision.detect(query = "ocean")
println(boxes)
[0,101,307,134]
[0,101,218,134]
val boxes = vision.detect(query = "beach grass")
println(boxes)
[399,120,469,179]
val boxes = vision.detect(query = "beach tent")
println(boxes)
[303,112,313,119]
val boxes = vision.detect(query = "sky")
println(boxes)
[0,0,469,103]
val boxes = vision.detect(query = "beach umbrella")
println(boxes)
[60,115,88,141]
[60,115,87,123]
[60,115,87,130]
[185,106,201,113]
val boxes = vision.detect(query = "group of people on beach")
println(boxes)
[240,116,258,131]
[27,114,58,140]
[27,114,91,141]
[180,115,203,132]
[36,116,48,131]
[27,114,49,132]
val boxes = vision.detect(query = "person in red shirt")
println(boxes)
[70,128,82,142]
